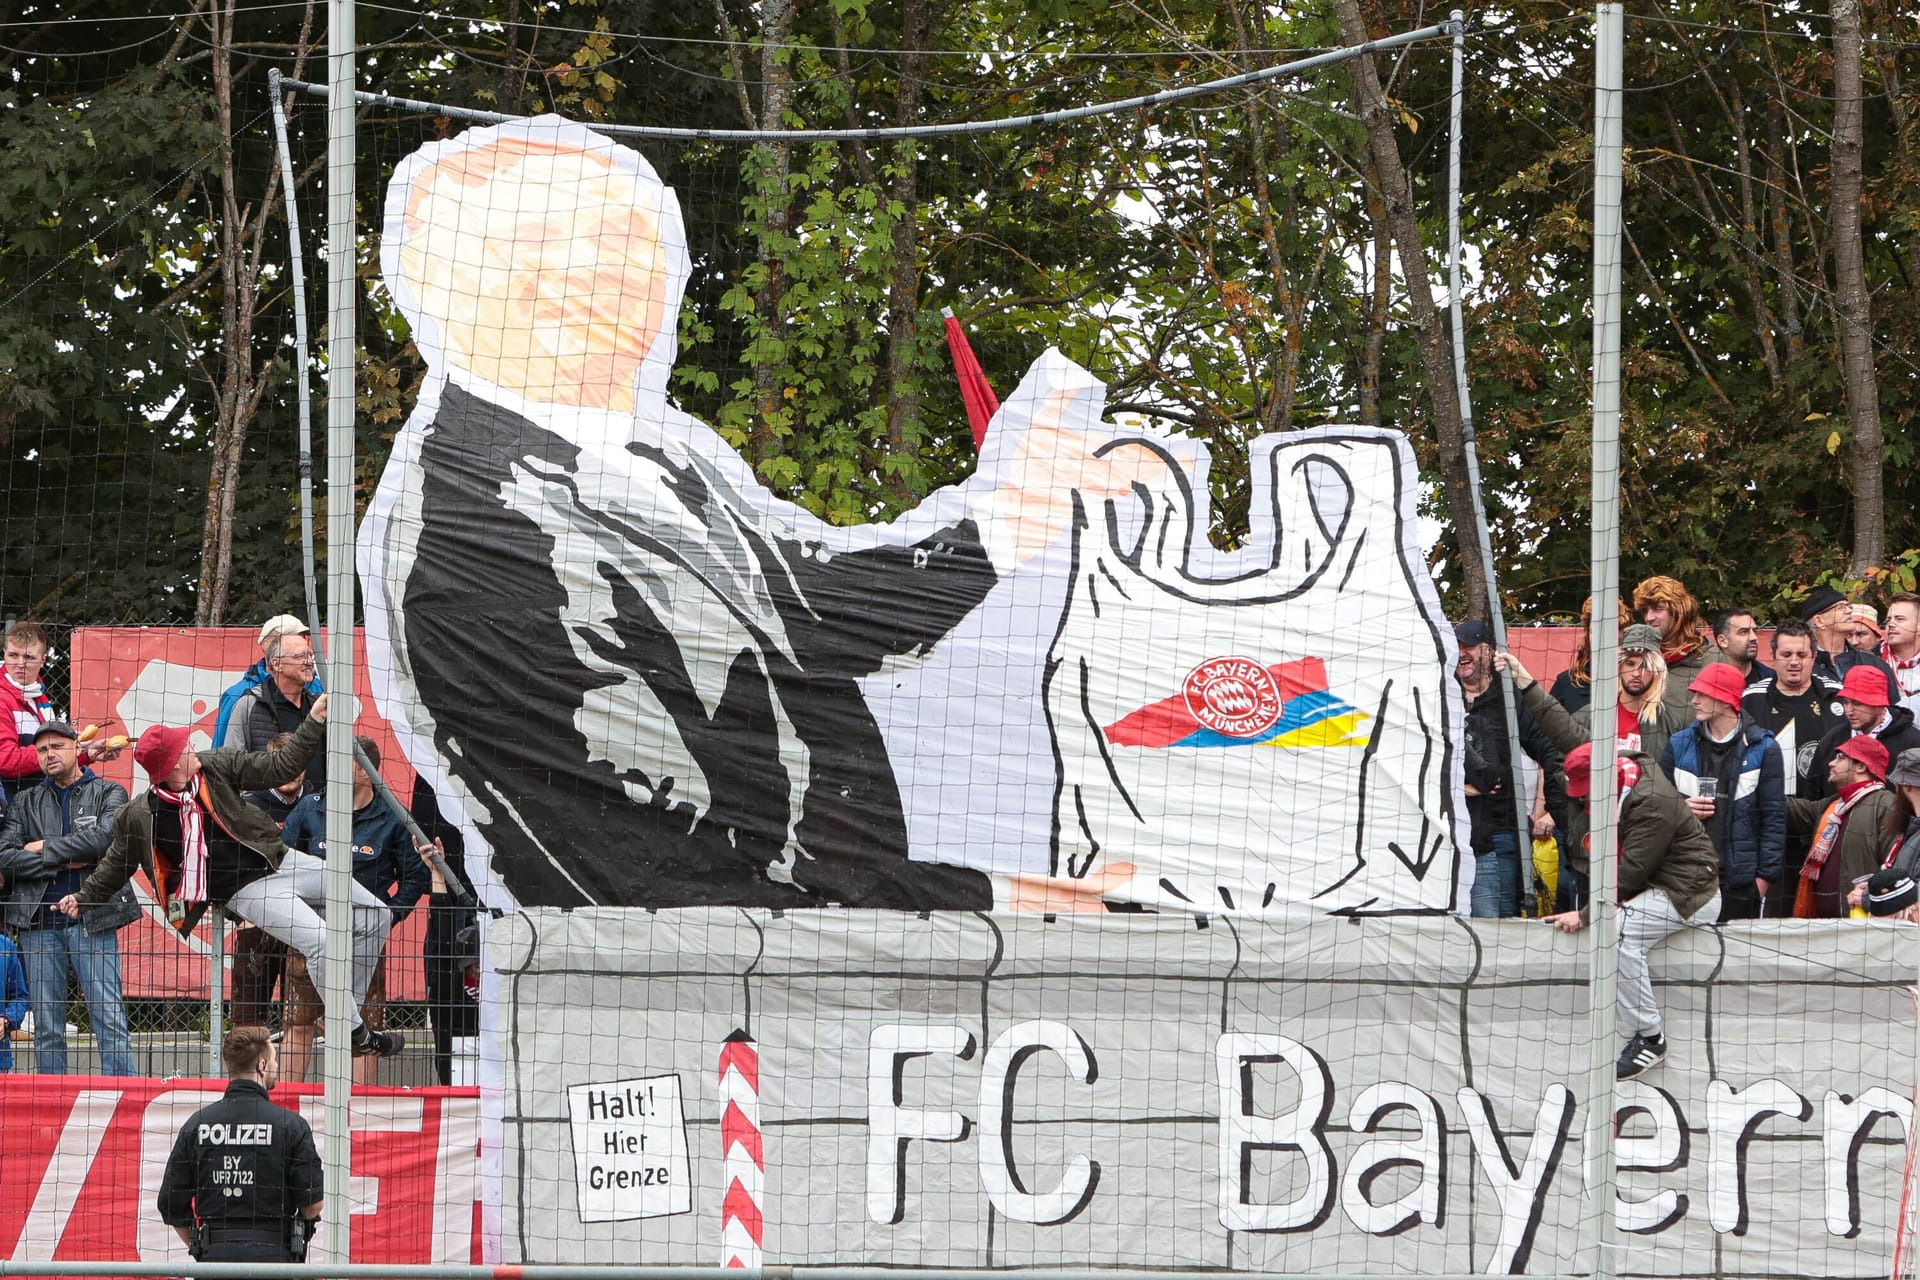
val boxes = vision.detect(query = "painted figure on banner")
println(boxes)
[360,115,1468,916]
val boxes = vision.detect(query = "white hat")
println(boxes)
[257,614,311,647]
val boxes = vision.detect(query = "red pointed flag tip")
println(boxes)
[718,1036,760,1091]
[944,307,1000,449]
[722,1177,766,1244]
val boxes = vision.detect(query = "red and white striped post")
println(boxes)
[719,1030,764,1269]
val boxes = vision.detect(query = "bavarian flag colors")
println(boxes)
[1102,655,1370,749]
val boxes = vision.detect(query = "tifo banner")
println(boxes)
[359,113,1468,916]
[490,909,1918,1277]
[0,1078,482,1264]
[68,627,431,1002]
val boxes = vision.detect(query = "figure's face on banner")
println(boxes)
[396,140,673,412]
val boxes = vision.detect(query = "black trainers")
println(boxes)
[351,1026,404,1058]
[1616,1033,1667,1080]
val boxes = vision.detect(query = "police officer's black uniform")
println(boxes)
[158,1078,323,1261]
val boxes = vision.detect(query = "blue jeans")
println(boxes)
[1471,832,1523,918]
[20,921,137,1076]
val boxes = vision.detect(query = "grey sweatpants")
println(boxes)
[1617,886,1721,1039]
[227,850,392,1034]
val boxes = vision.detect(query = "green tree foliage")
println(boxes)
[2,0,1915,633]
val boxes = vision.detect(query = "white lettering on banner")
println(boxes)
[853,1023,1913,1251]
[976,1020,1100,1225]
[1706,1078,1812,1235]
[1339,1082,1445,1236]
[1822,1088,1914,1239]
[1457,1085,1576,1275]
[565,1075,692,1223]
[866,1024,976,1225]
[1613,1082,1688,1235]
[15,1090,121,1260]
[296,1093,427,1253]
[1215,1033,1335,1232]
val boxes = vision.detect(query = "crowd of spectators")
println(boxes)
[0,616,477,1083]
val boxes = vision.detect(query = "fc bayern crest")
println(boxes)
[1182,656,1284,738]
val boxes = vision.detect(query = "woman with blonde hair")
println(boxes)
[1550,595,1634,715]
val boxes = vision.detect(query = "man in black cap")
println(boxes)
[1801,586,1898,690]
[1860,868,1919,921]
[1454,619,1564,917]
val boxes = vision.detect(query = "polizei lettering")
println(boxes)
[198,1121,274,1146]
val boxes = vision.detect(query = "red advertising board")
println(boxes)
[0,1076,482,1264]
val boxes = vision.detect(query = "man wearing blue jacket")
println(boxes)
[1659,662,1786,921]
[280,736,429,1082]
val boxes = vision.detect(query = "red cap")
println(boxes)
[1563,743,1592,798]
[1688,663,1748,711]
[134,725,191,782]
[1839,666,1892,707]
[1837,734,1891,780]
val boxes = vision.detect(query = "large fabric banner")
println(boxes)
[359,115,1470,916]
[489,909,1917,1277]
[0,1079,482,1264]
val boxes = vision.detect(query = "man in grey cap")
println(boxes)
[1880,748,1920,880]
[214,615,317,749]
[231,619,327,794]
[0,719,139,1073]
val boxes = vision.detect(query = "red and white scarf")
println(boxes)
[1795,779,1884,918]
[153,778,210,904]
[1884,641,1920,700]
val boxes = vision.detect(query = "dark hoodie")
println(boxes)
[1804,704,1920,801]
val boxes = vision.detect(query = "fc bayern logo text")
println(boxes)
[1182,656,1284,738]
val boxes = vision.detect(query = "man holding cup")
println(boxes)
[1657,662,1785,921]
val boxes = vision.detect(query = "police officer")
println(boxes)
[158,1025,323,1262]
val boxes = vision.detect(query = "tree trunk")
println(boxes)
[1831,0,1884,572]
[195,0,249,625]
[881,0,931,506]
[1334,0,1487,615]
[748,0,797,470]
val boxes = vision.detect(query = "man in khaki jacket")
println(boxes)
[1541,742,1721,1081]
[59,697,401,1057]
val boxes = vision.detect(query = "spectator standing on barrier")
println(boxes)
[158,1026,321,1265]
[233,624,326,794]
[1879,594,1920,715]
[1455,619,1565,917]
[1498,626,1684,910]
[0,929,27,1070]
[229,731,310,1074]
[213,616,319,749]
[1543,741,1721,1081]
[280,736,431,1084]
[1804,668,1920,801]
[1713,608,1773,688]
[1657,664,1785,921]
[1787,736,1894,918]
[1742,618,1844,914]
[1632,576,1721,715]
[0,720,140,1074]
[56,696,404,1059]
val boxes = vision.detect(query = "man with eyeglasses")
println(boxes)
[235,625,327,795]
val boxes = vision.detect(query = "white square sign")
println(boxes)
[567,1073,693,1222]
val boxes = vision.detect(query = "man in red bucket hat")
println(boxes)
[1786,734,1894,919]
[1802,666,1920,801]
[55,695,405,1058]
[1655,660,1784,922]
[1542,740,1720,1081]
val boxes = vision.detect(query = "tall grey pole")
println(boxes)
[322,0,357,1265]
[267,69,322,643]
[1444,10,1535,904]
[1585,6,1626,1278]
